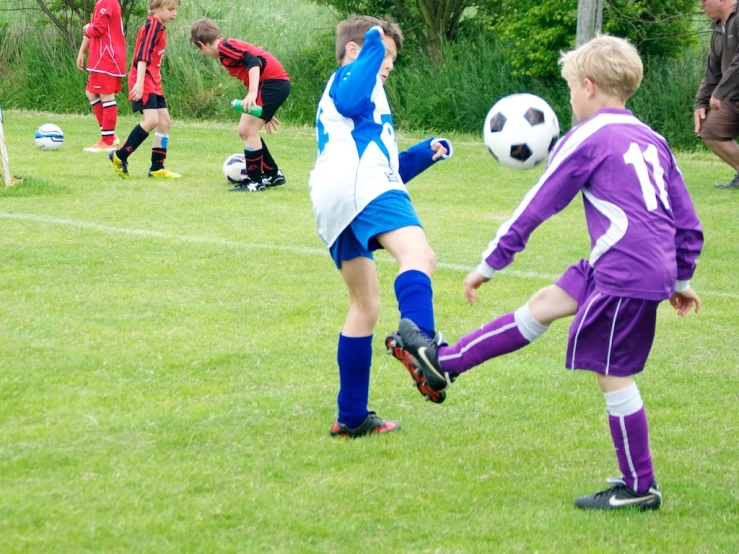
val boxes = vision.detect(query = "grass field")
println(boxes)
[1,111,738,553]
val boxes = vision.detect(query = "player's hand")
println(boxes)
[82,24,90,35]
[129,82,144,102]
[76,52,85,71]
[264,116,280,134]
[669,289,701,316]
[242,91,258,113]
[430,141,448,161]
[709,95,722,111]
[693,108,706,134]
[463,270,490,306]
[370,25,385,37]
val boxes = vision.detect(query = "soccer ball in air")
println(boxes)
[222,153,247,183]
[483,93,559,170]
[34,124,64,151]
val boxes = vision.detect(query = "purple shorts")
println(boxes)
[556,260,659,377]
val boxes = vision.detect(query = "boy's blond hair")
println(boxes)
[190,18,222,45]
[335,15,403,64]
[559,35,643,101]
[149,0,180,15]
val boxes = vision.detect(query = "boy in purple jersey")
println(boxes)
[387,36,704,510]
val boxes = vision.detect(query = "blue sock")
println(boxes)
[394,270,435,338]
[337,334,372,429]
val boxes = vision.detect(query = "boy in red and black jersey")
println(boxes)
[191,19,291,192]
[109,0,182,179]
[76,0,126,153]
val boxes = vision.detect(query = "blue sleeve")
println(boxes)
[329,29,385,117]
[399,138,453,183]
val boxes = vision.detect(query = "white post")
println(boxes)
[0,103,13,187]
[576,0,604,47]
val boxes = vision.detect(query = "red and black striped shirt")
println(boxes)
[218,38,290,88]
[128,15,167,96]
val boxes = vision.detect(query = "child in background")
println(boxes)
[109,0,181,179]
[190,19,291,192]
[309,16,453,438]
[389,36,703,509]
[77,0,126,153]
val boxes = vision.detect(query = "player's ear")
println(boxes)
[584,78,597,98]
[345,41,360,60]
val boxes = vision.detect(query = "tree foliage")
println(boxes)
[313,0,698,75]
[481,0,699,78]
[27,0,145,47]
[311,0,483,64]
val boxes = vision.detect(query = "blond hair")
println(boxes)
[190,18,222,46]
[149,0,180,14]
[335,15,403,64]
[559,35,643,101]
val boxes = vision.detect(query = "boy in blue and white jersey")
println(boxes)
[309,16,453,438]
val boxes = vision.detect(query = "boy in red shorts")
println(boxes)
[191,19,291,192]
[76,0,126,153]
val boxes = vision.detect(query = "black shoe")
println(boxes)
[575,481,662,511]
[229,180,265,192]
[262,170,286,187]
[396,318,456,392]
[329,411,400,438]
[386,333,447,404]
[716,173,739,189]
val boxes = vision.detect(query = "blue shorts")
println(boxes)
[329,189,422,269]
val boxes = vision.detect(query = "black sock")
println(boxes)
[245,148,263,183]
[150,147,166,171]
[260,138,278,175]
[117,125,149,161]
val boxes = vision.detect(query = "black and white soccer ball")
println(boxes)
[483,93,560,170]
[222,153,247,183]
[34,123,64,151]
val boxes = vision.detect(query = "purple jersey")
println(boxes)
[479,108,703,301]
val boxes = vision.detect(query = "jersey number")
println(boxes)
[623,142,670,211]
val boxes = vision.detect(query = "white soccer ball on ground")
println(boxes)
[483,93,560,170]
[222,153,247,183]
[34,123,64,151]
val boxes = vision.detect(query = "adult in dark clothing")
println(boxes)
[695,0,739,189]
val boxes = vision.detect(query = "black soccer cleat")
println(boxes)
[330,411,400,438]
[574,481,662,511]
[262,170,286,187]
[229,180,265,192]
[395,318,457,392]
[386,333,446,404]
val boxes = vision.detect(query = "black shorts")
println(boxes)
[131,93,168,113]
[257,79,290,121]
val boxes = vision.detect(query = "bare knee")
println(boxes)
[527,285,577,325]
[349,296,381,327]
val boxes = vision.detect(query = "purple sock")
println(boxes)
[438,312,529,374]
[608,407,654,494]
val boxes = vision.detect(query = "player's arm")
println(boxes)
[129,60,147,101]
[242,65,261,112]
[330,28,385,117]
[398,137,453,183]
[477,141,590,281]
[666,155,703,315]
[76,36,90,71]
[85,0,111,37]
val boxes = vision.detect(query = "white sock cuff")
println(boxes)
[604,382,643,416]
[514,302,549,342]
[155,132,167,138]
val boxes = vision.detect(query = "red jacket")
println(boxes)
[128,16,167,96]
[84,0,126,77]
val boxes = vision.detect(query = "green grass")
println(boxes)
[1,111,738,553]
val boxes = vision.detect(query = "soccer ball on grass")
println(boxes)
[483,93,559,170]
[35,124,64,151]
[222,153,247,183]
